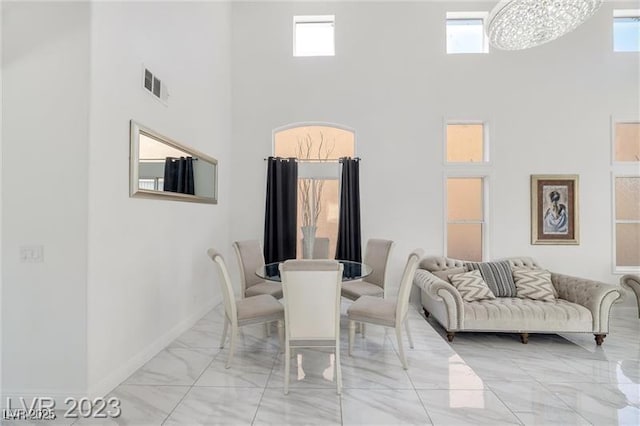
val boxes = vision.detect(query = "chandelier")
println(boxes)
[487,0,602,50]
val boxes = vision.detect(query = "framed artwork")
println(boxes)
[531,175,579,245]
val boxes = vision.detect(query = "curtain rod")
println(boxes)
[142,157,198,161]
[263,157,361,161]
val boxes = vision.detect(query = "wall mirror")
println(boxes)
[130,120,218,204]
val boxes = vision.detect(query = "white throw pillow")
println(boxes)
[512,269,556,302]
[449,270,496,302]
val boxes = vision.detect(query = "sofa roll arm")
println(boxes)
[551,273,621,333]
[620,275,640,318]
[414,269,464,328]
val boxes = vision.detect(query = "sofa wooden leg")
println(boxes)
[520,333,529,344]
[446,332,455,342]
[594,334,606,346]
[423,308,430,318]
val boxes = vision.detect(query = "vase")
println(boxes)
[301,225,317,259]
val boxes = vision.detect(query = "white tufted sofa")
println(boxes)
[413,256,621,345]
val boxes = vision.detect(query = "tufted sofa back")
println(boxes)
[419,256,542,272]
[418,256,464,272]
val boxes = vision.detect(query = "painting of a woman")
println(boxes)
[531,175,578,245]
[543,190,568,234]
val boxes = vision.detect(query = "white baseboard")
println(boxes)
[86,299,217,399]
[1,300,218,409]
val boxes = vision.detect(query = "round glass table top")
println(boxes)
[256,260,372,282]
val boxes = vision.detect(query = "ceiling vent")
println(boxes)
[142,66,169,105]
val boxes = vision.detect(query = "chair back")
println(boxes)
[207,248,237,325]
[280,260,343,341]
[233,240,266,296]
[395,249,424,327]
[364,239,394,291]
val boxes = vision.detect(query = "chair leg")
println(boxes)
[277,320,284,352]
[265,322,271,337]
[395,327,408,370]
[335,349,342,395]
[361,322,366,338]
[219,318,229,349]
[225,325,238,369]
[348,320,356,356]
[284,342,291,395]
[405,319,414,349]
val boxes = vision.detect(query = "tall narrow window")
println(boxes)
[446,12,489,54]
[614,176,640,270]
[614,10,640,52]
[294,15,335,57]
[444,119,490,260]
[446,177,485,262]
[612,118,640,272]
[274,125,354,258]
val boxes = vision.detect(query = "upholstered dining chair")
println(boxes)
[341,239,394,301]
[233,240,282,299]
[279,259,344,395]
[207,248,284,368]
[621,275,640,318]
[347,249,423,370]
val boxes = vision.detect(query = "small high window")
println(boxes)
[446,123,487,163]
[614,121,640,162]
[294,15,335,57]
[446,12,489,54]
[614,10,640,52]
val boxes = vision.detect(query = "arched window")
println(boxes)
[273,124,355,259]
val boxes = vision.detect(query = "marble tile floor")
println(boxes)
[27,303,640,425]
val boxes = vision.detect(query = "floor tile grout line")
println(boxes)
[160,338,220,425]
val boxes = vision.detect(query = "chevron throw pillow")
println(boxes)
[512,269,556,302]
[449,270,496,302]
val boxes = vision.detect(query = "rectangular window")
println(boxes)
[294,15,335,57]
[614,10,640,52]
[446,177,485,261]
[446,123,487,163]
[614,121,640,162]
[446,12,489,54]
[614,176,640,270]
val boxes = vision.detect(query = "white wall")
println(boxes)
[2,1,90,398]
[87,1,232,394]
[2,0,232,399]
[230,2,640,299]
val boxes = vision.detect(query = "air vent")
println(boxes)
[142,66,169,104]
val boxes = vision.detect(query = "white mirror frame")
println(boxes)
[129,120,218,204]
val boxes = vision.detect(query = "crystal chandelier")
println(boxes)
[487,0,602,50]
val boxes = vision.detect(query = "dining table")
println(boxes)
[256,260,372,282]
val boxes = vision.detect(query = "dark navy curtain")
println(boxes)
[264,157,298,263]
[335,157,362,262]
[163,156,195,195]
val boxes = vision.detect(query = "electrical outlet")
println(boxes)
[20,245,44,263]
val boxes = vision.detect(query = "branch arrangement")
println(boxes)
[296,132,335,228]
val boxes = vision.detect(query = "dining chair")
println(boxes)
[347,249,423,370]
[341,239,394,300]
[207,248,284,368]
[233,240,283,299]
[279,259,344,395]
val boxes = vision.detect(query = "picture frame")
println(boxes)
[531,174,579,245]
